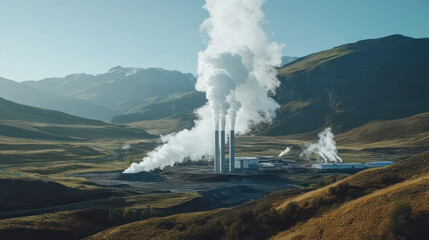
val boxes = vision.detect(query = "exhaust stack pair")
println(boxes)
[214,130,234,173]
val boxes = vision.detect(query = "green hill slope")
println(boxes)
[111,91,206,124]
[0,97,151,140]
[337,112,429,147]
[257,34,429,135]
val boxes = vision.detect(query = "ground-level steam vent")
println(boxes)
[311,163,365,170]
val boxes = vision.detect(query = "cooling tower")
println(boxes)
[214,130,220,172]
[229,130,235,172]
[220,130,226,172]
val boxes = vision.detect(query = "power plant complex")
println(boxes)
[213,129,395,173]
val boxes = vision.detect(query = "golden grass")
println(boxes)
[273,174,429,240]
[124,192,201,209]
[0,209,110,239]
[337,112,429,147]
[86,210,221,240]
[0,192,203,239]
[84,151,429,240]
[277,151,429,210]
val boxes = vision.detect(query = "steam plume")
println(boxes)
[278,147,291,157]
[300,127,342,163]
[124,0,282,173]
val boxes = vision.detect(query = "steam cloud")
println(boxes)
[300,127,342,163]
[124,0,282,173]
[278,147,291,157]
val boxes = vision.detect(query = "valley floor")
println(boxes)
[0,134,428,239]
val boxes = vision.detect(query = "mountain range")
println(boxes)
[0,67,197,121]
[1,35,429,138]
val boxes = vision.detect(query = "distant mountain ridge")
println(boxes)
[281,56,300,65]
[23,66,196,113]
[0,77,115,121]
[2,35,429,137]
[0,67,196,121]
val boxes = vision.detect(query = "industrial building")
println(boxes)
[214,127,396,174]
[311,163,365,170]
[234,157,259,169]
[364,161,394,168]
[311,161,395,170]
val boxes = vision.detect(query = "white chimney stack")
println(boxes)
[220,130,226,172]
[214,130,220,172]
[229,130,235,172]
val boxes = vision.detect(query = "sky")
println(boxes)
[0,0,428,81]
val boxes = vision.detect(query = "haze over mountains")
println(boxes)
[0,67,197,121]
[0,77,115,121]
[1,35,429,138]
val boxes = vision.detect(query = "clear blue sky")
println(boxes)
[1,0,428,81]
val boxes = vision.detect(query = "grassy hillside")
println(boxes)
[337,112,429,147]
[257,35,429,135]
[0,191,202,240]
[86,151,429,240]
[0,97,152,140]
[112,92,205,124]
[0,179,111,212]
[274,175,428,240]
[127,111,198,135]
[0,97,102,125]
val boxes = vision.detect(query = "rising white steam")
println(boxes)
[124,0,282,173]
[278,147,291,157]
[300,127,342,163]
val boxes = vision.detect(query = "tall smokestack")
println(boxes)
[229,130,235,172]
[220,130,225,172]
[214,130,220,172]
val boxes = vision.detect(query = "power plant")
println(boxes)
[213,129,395,173]
[214,129,235,173]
